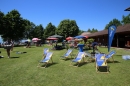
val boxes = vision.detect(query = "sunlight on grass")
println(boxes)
[0,45,130,86]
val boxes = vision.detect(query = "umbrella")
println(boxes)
[46,37,58,40]
[49,34,63,38]
[84,36,89,39]
[24,39,31,43]
[74,35,86,39]
[32,38,39,42]
[124,7,130,11]
[66,37,74,40]
[74,35,88,39]
[75,38,83,41]
[27,39,31,42]
[32,38,39,41]
[21,39,28,43]
[38,39,41,40]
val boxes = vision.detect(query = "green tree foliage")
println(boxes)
[0,11,4,35]
[78,30,84,35]
[44,22,56,38]
[87,28,98,33]
[0,9,26,41]
[57,19,79,38]
[1,9,129,42]
[87,28,91,32]
[121,14,130,24]
[23,19,36,39]
[33,24,44,39]
[105,18,122,29]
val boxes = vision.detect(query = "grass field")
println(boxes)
[0,45,130,86]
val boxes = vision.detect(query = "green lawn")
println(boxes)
[0,45,130,86]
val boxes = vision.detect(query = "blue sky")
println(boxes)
[0,0,130,32]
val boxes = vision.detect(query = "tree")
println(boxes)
[44,22,56,38]
[1,9,26,41]
[33,24,44,39]
[57,19,79,38]
[0,11,4,35]
[23,19,36,39]
[121,14,130,25]
[70,20,79,36]
[87,28,91,32]
[87,28,98,33]
[78,30,84,35]
[91,28,98,33]
[105,18,122,29]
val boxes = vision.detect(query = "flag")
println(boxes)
[108,25,117,52]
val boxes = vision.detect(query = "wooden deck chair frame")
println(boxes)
[95,54,109,73]
[60,49,73,60]
[105,50,116,63]
[70,52,86,67]
[95,50,101,54]
[85,51,95,62]
[38,52,53,68]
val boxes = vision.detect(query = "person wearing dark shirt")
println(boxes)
[92,42,98,53]
[10,39,14,51]
[4,39,13,58]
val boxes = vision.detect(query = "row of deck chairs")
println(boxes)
[37,48,87,68]
[37,48,116,73]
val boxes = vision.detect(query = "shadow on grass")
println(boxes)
[107,60,120,63]
[10,56,20,58]
[64,58,74,61]
[0,56,4,59]
[97,66,110,73]
[15,51,27,54]
[115,55,122,56]
[72,62,88,67]
[22,52,27,53]
[41,62,58,68]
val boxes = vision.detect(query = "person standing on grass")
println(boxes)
[92,41,98,53]
[4,39,13,58]
[11,39,14,51]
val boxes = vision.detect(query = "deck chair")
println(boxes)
[43,48,49,57]
[70,52,86,67]
[60,49,73,60]
[95,54,109,73]
[95,50,101,54]
[84,51,95,62]
[105,50,116,63]
[38,52,53,68]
